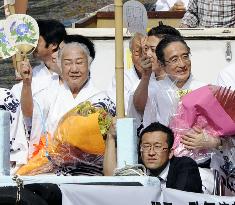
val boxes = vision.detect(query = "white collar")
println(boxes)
[163,74,194,90]
[158,162,170,182]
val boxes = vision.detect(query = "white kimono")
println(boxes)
[216,62,235,91]
[11,63,58,161]
[29,78,115,156]
[11,75,58,159]
[0,88,28,165]
[127,73,157,128]
[128,75,204,128]
[107,66,141,114]
[32,63,53,78]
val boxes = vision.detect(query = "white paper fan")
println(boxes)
[0,20,17,59]
[4,14,39,56]
[123,0,148,35]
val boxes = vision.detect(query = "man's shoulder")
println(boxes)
[187,75,206,89]
[170,156,198,167]
[32,63,51,78]
[32,63,44,71]
[11,81,23,100]
[216,63,235,88]
[124,67,140,84]
[219,63,235,76]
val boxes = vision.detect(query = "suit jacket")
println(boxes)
[166,156,202,193]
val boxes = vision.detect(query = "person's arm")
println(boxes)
[19,61,33,118]
[133,56,152,114]
[103,119,117,176]
[103,133,117,176]
[180,0,199,28]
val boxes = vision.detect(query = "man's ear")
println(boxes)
[158,60,165,68]
[49,43,58,52]
[168,148,174,160]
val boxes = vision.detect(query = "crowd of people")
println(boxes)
[0,11,234,203]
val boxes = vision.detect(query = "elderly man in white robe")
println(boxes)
[19,42,115,162]
[107,32,144,114]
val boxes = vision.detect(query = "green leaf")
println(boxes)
[11,30,17,36]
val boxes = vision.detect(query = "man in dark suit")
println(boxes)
[139,122,202,193]
[104,122,202,193]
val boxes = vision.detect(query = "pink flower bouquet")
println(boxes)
[170,85,235,161]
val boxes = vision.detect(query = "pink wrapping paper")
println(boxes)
[170,85,235,160]
[182,86,235,136]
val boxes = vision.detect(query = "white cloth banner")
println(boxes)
[60,184,235,205]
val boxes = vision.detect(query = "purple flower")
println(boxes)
[16,23,29,36]
[0,35,8,44]
[10,21,16,33]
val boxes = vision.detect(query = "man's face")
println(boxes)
[143,36,161,73]
[131,37,143,72]
[140,131,173,171]
[61,44,89,94]
[33,36,56,62]
[162,41,191,87]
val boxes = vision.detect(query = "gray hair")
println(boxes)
[57,42,93,70]
[129,32,145,51]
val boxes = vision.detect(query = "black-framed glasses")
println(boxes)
[165,53,191,66]
[140,144,169,153]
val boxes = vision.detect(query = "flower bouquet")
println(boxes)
[16,98,114,176]
[170,85,235,161]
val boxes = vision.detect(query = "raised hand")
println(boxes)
[19,60,32,85]
[140,55,152,78]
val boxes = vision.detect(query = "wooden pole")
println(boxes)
[15,0,28,14]
[115,0,125,118]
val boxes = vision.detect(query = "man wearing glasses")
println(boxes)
[133,35,205,127]
[139,122,202,192]
[103,122,202,193]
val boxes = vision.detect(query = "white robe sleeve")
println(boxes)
[127,91,143,129]
[28,87,52,156]
[216,70,235,89]
[142,85,158,128]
